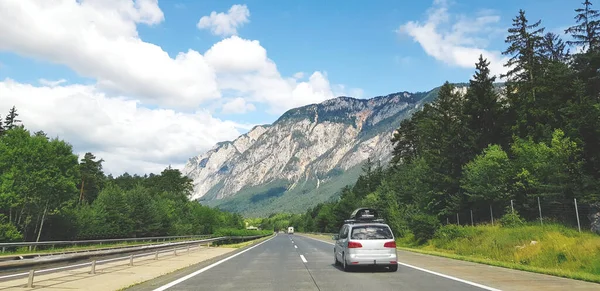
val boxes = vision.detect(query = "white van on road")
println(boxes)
[287,226,294,234]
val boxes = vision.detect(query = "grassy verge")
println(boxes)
[398,223,600,284]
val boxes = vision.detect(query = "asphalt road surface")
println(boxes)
[146,233,499,291]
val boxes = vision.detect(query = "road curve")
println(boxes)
[139,233,496,291]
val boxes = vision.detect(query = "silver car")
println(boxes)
[332,209,398,272]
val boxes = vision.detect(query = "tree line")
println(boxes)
[0,108,245,242]
[293,2,600,240]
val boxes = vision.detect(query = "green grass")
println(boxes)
[398,223,600,283]
[216,235,272,249]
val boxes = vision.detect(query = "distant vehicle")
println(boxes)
[332,207,398,272]
[287,226,294,234]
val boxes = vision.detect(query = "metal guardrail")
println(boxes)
[0,234,212,252]
[0,234,272,288]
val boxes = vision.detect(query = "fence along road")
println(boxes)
[448,197,598,233]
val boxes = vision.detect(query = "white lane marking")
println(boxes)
[294,245,298,249]
[397,262,502,291]
[151,235,275,291]
[300,255,308,263]
[297,234,502,291]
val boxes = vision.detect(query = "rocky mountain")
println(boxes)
[182,83,505,217]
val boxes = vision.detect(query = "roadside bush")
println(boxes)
[407,213,440,244]
[0,215,22,242]
[499,208,525,228]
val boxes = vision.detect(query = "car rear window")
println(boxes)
[350,225,393,240]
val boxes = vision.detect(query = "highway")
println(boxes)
[142,233,497,291]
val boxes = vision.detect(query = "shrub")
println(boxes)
[0,215,22,242]
[499,208,525,228]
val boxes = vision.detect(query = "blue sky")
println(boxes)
[0,0,579,175]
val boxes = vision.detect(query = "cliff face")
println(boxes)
[182,88,443,216]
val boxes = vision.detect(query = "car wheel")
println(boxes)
[342,253,352,272]
[388,264,398,272]
[334,252,340,266]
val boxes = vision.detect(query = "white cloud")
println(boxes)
[197,4,250,37]
[0,0,220,109]
[0,79,242,175]
[205,36,362,114]
[39,78,67,87]
[293,72,305,79]
[0,1,361,175]
[221,97,256,114]
[397,0,509,78]
[204,36,270,73]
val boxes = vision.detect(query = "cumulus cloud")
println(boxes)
[0,0,219,108]
[197,4,250,37]
[0,79,242,175]
[221,97,256,114]
[0,1,360,175]
[397,0,509,78]
[205,36,362,114]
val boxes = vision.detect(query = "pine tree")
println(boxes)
[463,55,506,153]
[391,116,419,165]
[565,0,600,52]
[0,114,4,136]
[501,10,547,140]
[78,152,106,204]
[419,82,473,215]
[541,32,569,63]
[565,1,600,98]
[4,106,22,130]
[501,10,545,88]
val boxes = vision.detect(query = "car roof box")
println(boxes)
[345,207,385,224]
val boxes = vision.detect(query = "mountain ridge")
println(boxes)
[183,83,504,216]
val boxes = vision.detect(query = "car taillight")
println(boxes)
[347,241,363,248]
[384,241,396,248]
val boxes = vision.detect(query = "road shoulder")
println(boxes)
[0,235,273,291]
[297,233,600,291]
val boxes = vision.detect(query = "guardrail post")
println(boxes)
[129,254,133,266]
[27,270,35,288]
[28,246,32,252]
[174,249,177,256]
[2,246,4,253]
[91,260,96,274]
[155,250,159,260]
